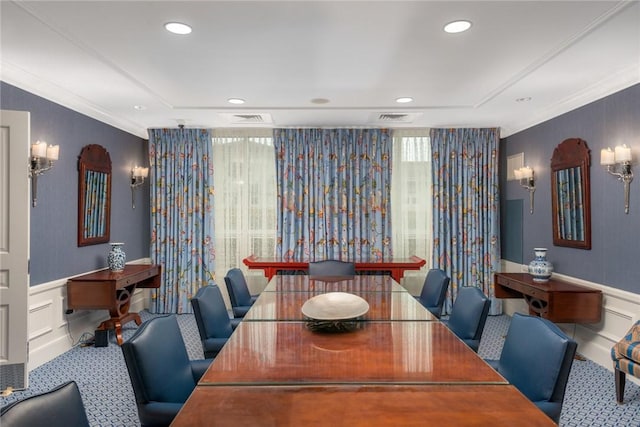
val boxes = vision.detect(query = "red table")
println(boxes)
[243,255,426,282]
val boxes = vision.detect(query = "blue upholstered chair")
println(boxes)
[224,268,258,318]
[415,268,450,319]
[121,315,211,427]
[308,259,356,276]
[191,284,239,358]
[611,320,640,403]
[442,286,490,352]
[0,381,90,427]
[486,313,577,423]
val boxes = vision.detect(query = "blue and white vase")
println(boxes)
[528,247,553,282]
[107,242,126,272]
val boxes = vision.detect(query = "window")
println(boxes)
[391,129,432,287]
[212,129,276,291]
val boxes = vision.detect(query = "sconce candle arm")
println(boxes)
[515,166,536,214]
[601,145,633,214]
[130,167,149,209]
[29,156,56,207]
[522,177,536,215]
[606,163,634,214]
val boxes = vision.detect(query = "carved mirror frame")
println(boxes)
[550,138,591,250]
[78,144,112,246]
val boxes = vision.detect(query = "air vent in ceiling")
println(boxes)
[371,112,422,123]
[219,113,273,124]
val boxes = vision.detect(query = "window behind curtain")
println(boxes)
[391,129,432,293]
[212,129,276,296]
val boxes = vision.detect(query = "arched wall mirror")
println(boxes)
[550,138,591,250]
[78,144,112,246]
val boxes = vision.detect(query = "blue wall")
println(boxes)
[501,83,640,294]
[1,82,150,285]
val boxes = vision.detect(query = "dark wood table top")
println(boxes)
[262,274,406,292]
[244,290,436,322]
[495,272,602,293]
[199,321,505,386]
[172,384,556,427]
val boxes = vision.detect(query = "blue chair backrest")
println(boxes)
[418,269,450,318]
[225,268,252,306]
[121,315,195,404]
[308,260,356,276]
[0,381,89,427]
[498,313,577,405]
[447,286,490,341]
[191,285,233,340]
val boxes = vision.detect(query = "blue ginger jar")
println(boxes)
[107,242,126,272]
[528,247,553,282]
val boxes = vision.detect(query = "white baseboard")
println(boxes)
[27,259,151,370]
[500,260,640,384]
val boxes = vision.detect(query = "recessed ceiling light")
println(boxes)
[133,105,147,110]
[444,20,472,34]
[227,98,245,105]
[164,22,192,35]
[395,97,414,104]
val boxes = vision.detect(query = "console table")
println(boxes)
[67,264,161,345]
[243,255,426,282]
[494,272,602,323]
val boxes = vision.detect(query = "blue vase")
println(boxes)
[107,243,126,272]
[528,247,553,282]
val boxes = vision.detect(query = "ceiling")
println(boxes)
[1,1,638,139]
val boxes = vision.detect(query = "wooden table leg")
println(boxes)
[97,284,141,345]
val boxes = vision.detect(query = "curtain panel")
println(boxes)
[273,128,393,261]
[148,128,215,313]
[430,128,501,315]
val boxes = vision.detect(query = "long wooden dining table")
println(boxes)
[171,275,556,426]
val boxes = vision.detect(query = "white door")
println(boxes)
[0,110,30,392]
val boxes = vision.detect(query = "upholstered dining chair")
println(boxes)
[308,259,356,276]
[442,286,490,352]
[224,268,258,318]
[121,315,212,427]
[191,284,240,358]
[415,268,450,319]
[486,313,577,424]
[0,381,90,427]
[611,320,640,404]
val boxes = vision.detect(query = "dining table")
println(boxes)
[171,274,556,426]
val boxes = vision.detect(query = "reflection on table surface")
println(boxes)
[199,321,505,386]
[262,274,406,293]
[173,384,555,427]
[244,290,436,322]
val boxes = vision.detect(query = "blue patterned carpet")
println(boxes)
[2,313,639,426]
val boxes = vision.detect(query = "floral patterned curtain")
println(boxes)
[273,128,392,261]
[430,128,501,315]
[148,128,215,313]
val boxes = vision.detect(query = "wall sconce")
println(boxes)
[130,166,149,209]
[514,166,536,214]
[601,145,633,214]
[29,140,60,207]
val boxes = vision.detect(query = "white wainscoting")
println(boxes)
[28,259,151,370]
[28,260,640,381]
[500,260,640,384]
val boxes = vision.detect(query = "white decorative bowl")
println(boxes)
[301,292,369,321]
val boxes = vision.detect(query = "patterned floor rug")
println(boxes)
[2,313,639,426]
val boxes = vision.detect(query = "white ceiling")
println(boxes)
[2,1,639,139]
